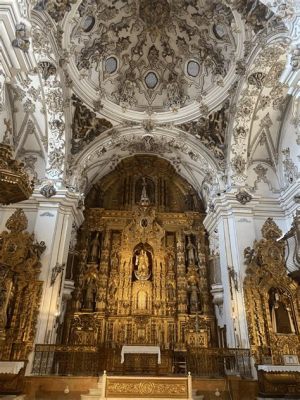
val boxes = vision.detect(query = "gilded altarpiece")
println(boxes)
[63,157,216,355]
[244,218,300,365]
[0,209,45,360]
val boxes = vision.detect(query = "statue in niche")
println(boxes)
[186,235,197,266]
[89,232,100,263]
[82,267,98,310]
[110,251,119,271]
[135,249,151,280]
[82,283,97,310]
[187,265,202,314]
[268,288,296,334]
[167,282,175,302]
[166,252,175,272]
[188,283,202,313]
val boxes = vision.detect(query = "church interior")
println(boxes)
[0,1,300,399]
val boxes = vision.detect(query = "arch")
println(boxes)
[228,38,290,188]
[68,126,222,210]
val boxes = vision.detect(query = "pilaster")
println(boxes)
[204,192,287,349]
[27,190,83,374]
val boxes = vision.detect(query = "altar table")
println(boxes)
[0,361,25,374]
[121,345,161,364]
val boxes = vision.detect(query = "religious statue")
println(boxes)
[188,283,202,314]
[110,251,119,271]
[186,235,197,266]
[135,249,151,280]
[89,232,100,263]
[82,266,99,310]
[167,282,175,302]
[187,265,202,314]
[269,288,296,334]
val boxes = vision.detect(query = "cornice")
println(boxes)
[204,192,285,232]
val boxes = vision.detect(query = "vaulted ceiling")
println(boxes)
[0,0,299,206]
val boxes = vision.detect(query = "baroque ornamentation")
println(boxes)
[38,62,57,81]
[235,189,252,204]
[50,262,65,286]
[68,0,238,111]
[64,156,215,351]
[12,23,30,52]
[230,0,276,33]
[178,103,229,160]
[0,209,46,359]
[40,182,57,198]
[34,0,76,23]
[0,143,34,205]
[230,44,288,185]
[44,77,65,179]
[71,96,113,154]
[282,147,299,186]
[243,217,300,366]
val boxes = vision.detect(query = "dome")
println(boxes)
[65,0,242,121]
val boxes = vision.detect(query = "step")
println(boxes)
[89,388,102,395]
[81,395,102,400]
[0,397,26,400]
[192,390,204,400]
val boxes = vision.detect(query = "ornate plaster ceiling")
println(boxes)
[64,0,243,123]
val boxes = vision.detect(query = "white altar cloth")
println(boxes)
[0,361,25,374]
[258,365,300,373]
[121,345,161,364]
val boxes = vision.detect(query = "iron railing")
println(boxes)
[32,344,252,378]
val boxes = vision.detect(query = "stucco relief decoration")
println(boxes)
[230,45,287,185]
[282,148,299,186]
[71,96,113,154]
[34,0,76,23]
[68,0,237,111]
[235,188,252,204]
[106,133,211,166]
[43,75,66,180]
[178,102,228,160]
[40,182,57,198]
[228,0,278,33]
[12,23,30,52]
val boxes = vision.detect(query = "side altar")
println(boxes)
[59,157,216,373]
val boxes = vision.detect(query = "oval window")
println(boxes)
[105,57,118,74]
[82,16,95,33]
[213,24,226,40]
[187,60,200,77]
[145,72,158,89]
